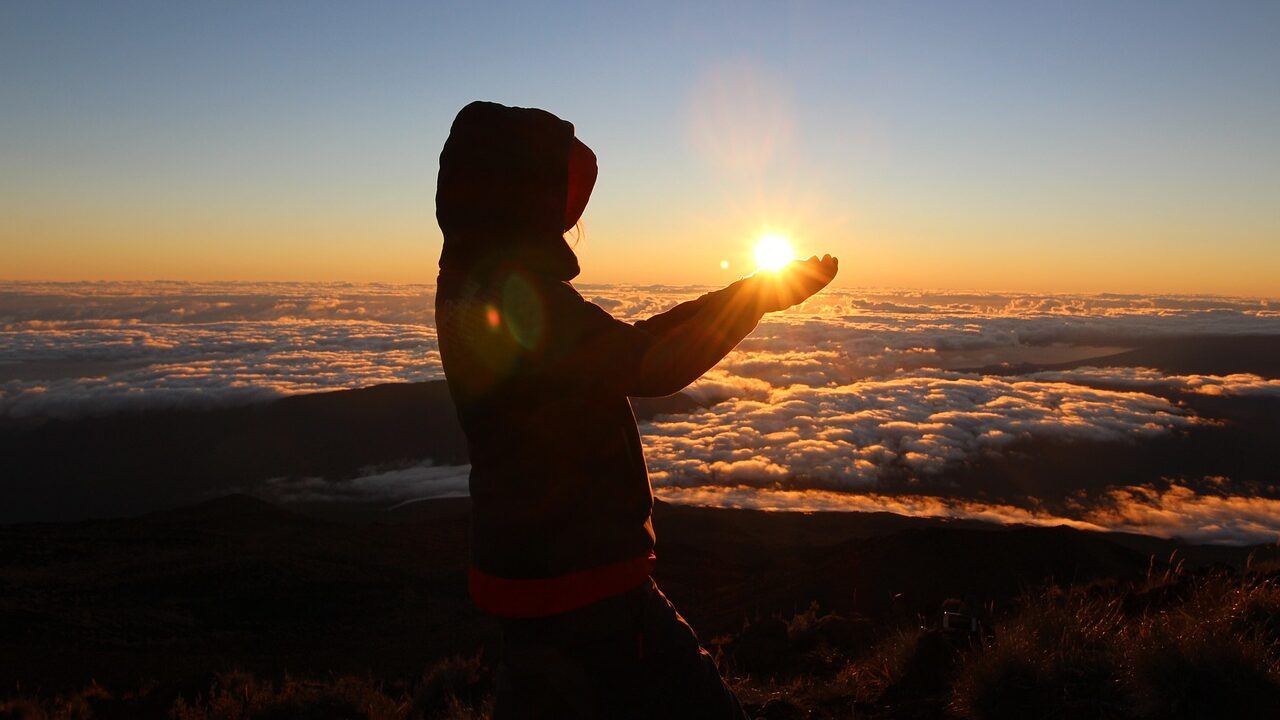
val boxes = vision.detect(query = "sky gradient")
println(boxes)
[2,1,1278,294]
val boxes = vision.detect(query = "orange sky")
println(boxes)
[3,3,1278,296]
[7,204,1276,297]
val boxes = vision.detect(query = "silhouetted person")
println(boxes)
[435,101,837,719]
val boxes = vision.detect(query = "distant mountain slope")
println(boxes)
[142,492,322,528]
[2,381,463,521]
[1,380,711,522]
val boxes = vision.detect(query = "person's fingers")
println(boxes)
[793,260,826,284]
[798,256,832,279]
[821,255,838,278]
[778,253,839,301]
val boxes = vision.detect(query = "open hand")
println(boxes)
[751,254,839,313]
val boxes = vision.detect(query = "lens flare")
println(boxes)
[754,234,794,271]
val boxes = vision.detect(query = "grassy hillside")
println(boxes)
[5,496,1280,718]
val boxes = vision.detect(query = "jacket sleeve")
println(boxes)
[542,279,763,398]
[627,278,763,397]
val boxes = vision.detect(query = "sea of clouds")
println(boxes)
[4,281,1280,542]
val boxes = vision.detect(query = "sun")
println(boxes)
[754,234,794,271]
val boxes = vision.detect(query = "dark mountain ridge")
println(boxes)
[966,333,1280,377]
[1,379,709,522]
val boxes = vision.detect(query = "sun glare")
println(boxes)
[754,234,794,272]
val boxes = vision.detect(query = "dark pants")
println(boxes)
[493,578,749,719]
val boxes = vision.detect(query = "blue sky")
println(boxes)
[2,1,1277,292]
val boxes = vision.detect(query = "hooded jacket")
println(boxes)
[435,101,762,618]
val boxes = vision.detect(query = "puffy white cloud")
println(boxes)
[641,371,1198,489]
[0,282,445,418]
[1082,482,1280,544]
[682,369,773,405]
[0,319,442,418]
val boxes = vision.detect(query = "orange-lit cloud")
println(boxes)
[1027,367,1280,399]
[640,372,1198,488]
[655,485,1107,531]
[655,481,1280,545]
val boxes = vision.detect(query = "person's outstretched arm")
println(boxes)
[627,255,838,397]
[539,255,837,398]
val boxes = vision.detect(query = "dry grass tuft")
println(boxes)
[952,575,1280,720]
[409,653,492,720]
[169,671,405,720]
[8,570,1280,719]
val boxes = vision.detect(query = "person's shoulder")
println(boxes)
[535,279,631,341]
[544,279,584,300]
[536,278,594,313]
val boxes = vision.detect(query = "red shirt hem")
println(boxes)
[469,553,656,619]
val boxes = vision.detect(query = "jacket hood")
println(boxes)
[437,101,583,281]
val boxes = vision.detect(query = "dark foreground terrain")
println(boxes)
[4,495,1280,719]
[5,333,1280,717]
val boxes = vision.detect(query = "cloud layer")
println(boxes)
[4,281,1276,418]
[654,481,1280,545]
[261,461,471,506]
[1025,367,1280,399]
[1,320,442,418]
[5,281,1280,543]
[641,371,1198,489]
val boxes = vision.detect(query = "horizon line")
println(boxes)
[0,277,1277,303]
